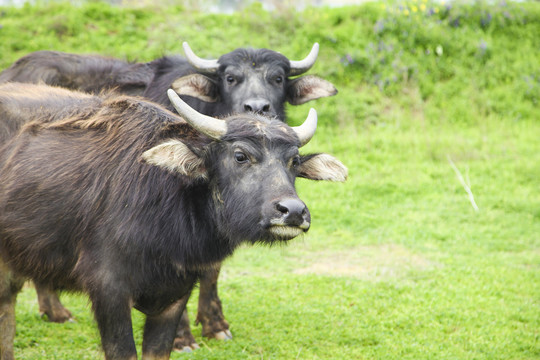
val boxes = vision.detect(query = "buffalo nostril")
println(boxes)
[276,202,290,215]
[276,198,307,227]
[244,99,270,114]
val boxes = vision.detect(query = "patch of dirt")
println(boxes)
[293,244,438,281]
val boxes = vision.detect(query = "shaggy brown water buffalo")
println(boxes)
[0,83,347,360]
[0,43,337,350]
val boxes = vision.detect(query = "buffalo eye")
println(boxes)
[291,155,301,168]
[275,76,283,84]
[226,75,236,85]
[234,151,249,164]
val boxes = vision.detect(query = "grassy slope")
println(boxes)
[1,1,539,359]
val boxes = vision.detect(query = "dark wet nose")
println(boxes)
[244,98,271,114]
[276,198,308,227]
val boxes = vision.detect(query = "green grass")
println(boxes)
[2,0,540,359]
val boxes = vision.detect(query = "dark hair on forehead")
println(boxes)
[218,48,291,74]
[222,115,299,145]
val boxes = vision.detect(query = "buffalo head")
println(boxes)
[143,89,347,243]
[169,43,337,120]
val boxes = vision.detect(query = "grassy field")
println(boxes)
[1,1,539,359]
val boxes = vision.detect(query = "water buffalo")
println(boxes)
[0,42,337,346]
[0,43,338,350]
[0,83,347,360]
[0,42,337,120]
[144,42,337,119]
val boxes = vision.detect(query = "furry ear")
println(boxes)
[287,75,338,105]
[297,153,348,182]
[171,74,219,103]
[142,139,207,179]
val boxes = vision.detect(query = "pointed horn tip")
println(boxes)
[308,108,318,133]
[167,88,188,115]
[293,108,318,147]
[309,43,319,56]
[167,88,178,101]
[182,42,192,55]
[183,42,219,73]
[167,88,189,115]
[289,43,320,76]
[307,108,318,126]
[308,107,317,119]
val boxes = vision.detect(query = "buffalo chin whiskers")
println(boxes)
[268,225,304,240]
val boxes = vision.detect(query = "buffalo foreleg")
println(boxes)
[172,265,230,353]
[172,309,199,352]
[142,294,189,360]
[196,265,232,340]
[0,262,24,360]
[34,280,73,323]
[91,290,137,360]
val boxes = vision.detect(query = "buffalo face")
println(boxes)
[209,116,311,242]
[217,52,289,118]
[143,90,347,245]
[171,43,338,121]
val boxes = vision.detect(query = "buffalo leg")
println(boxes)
[34,280,73,322]
[0,262,24,360]
[142,294,189,360]
[172,265,230,352]
[196,264,232,340]
[91,291,137,360]
[172,309,199,352]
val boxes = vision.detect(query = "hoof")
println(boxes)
[40,311,74,323]
[173,343,200,353]
[214,330,233,340]
[173,335,200,353]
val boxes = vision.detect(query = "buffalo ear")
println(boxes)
[287,75,338,105]
[171,74,219,103]
[297,153,348,182]
[142,139,207,179]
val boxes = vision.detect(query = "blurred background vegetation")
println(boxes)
[1,1,539,359]
[1,0,539,123]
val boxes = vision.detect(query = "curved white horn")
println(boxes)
[292,108,317,147]
[167,89,227,140]
[289,43,319,76]
[183,42,219,74]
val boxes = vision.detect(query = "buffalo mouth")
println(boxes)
[268,225,306,240]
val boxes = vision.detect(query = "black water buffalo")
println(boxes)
[0,42,337,120]
[0,83,347,360]
[0,43,337,349]
[144,42,337,119]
